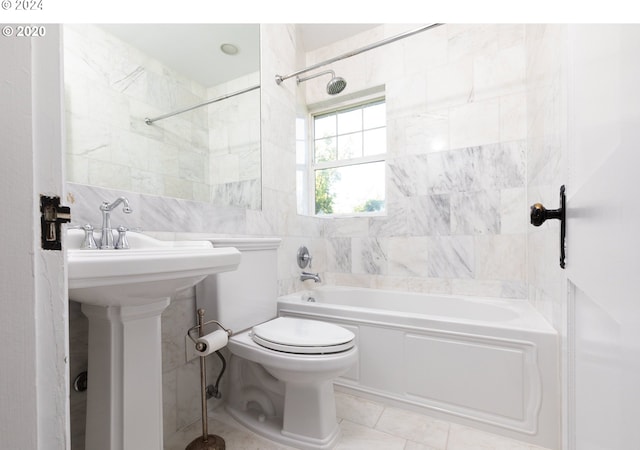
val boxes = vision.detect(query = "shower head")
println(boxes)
[326,75,347,95]
[296,70,347,95]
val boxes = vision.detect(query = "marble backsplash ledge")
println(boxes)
[66,182,247,235]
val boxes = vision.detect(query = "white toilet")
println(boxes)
[196,238,357,449]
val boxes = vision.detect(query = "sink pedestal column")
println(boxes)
[82,298,171,450]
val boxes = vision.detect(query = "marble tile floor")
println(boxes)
[164,391,553,450]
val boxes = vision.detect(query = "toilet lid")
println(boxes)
[251,317,355,354]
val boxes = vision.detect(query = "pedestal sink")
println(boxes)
[66,229,241,450]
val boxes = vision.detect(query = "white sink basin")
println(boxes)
[67,229,241,306]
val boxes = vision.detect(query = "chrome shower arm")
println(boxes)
[297,70,335,84]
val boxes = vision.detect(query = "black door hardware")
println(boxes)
[530,185,566,269]
[40,195,71,250]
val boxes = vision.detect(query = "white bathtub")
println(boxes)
[277,286,559,449]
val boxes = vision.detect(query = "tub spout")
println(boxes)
[300,271,321,283]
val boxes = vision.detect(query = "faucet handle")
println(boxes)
[115,226,130,250]
[80,224,98,249]
[297,246,313,269]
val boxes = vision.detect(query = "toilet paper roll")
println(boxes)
[195,330,228,356]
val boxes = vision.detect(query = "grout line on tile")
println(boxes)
[443,422,451,450]
[372,402,385,429]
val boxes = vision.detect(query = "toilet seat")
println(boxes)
[250,317,355,354]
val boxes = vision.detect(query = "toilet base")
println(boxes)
[224,331,357,449]
[225,404,341,450]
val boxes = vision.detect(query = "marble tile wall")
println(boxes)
[303,24,530,299]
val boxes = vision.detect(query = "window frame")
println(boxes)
[307,95,387,217]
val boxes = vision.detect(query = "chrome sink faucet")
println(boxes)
[99,197,132,249]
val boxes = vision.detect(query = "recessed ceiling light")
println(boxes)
[220,43,239,55]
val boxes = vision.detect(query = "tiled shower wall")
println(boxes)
[302,24,530,299]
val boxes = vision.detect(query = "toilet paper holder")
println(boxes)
[185,309,231,449]
[186,309,233,353]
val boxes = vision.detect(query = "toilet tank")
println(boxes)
[196,238,281,333]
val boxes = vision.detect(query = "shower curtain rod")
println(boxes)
[275,23,444,85]
[144,84,261,125]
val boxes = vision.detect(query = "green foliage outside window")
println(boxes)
[315,169,340,214]
[354,198,385,213]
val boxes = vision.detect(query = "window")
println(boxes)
[311,99,386,216]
